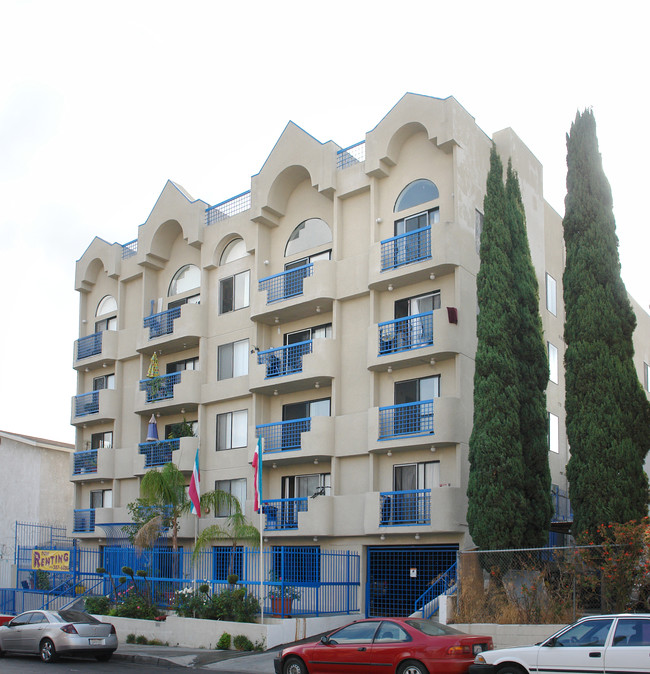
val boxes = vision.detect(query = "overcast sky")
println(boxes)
[1,0,648,444]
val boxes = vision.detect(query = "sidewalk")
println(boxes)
[114,642,281,672]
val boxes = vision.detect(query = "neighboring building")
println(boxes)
[0,430,74,584]
[70,93,649,614]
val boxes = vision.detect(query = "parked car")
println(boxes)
[470,613,650,674]
[0,609,117,663]
[274,617,493,674]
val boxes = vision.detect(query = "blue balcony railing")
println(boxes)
[256,418,311,453]
[122,239,138,258]
[378,400,434,439]
[73,509,96,533]
[259,264,313,304]
[76,332,103,360]
[380,226,431,271]
[258,340,313,378]
[74,391,99,417]
[138,439,181,467]
[380,489,431,526]
[73,449,98,475]
[261,498,309,530]
[414,561,457,619]
[143,307,181,339]
[205,190,252,225]
[139,372,181,403]
[378,312,434,355]
[337,141,365,169]
[551,484,573,522]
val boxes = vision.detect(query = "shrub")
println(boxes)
[114,586,160,620]
[233,634,254,651]
[85,595,110,615]
[126,634,136,644]
[217,632,231,650]
[203,588,260,623]
[173,586,209,618]
[135,635,148,644]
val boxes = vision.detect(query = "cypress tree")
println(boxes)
[467,146,528,549]
[563,109,650,541]
[506,161,553,546]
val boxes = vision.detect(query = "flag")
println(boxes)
[252,437,262,512]
[189,448,201,517]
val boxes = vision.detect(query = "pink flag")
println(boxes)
[189,448,201,517]
[252,437,262,512]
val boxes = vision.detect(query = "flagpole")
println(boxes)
[258,437,264,624]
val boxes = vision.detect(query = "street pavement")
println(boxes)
[114,641,282,672]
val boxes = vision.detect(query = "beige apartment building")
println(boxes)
[70,94,650,613]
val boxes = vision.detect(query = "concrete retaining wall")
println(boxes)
[453,623,565,649]
[97,613,354,650]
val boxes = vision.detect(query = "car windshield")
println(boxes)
[405,619,465,636]
[54,610,101,624]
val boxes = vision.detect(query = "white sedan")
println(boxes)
[470,614,650,674]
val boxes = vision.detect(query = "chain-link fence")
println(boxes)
[451,545,650,625]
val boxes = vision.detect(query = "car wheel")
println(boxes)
[284,655,309,674]
[398,660,429,674]
[397,660,429,674]
[497,666,528,674]
[40,638,58,663]
[96,652,113,662]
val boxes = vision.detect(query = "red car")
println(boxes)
[274,617,493,674]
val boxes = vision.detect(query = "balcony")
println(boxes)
[368,221,471,291]
[73,330,118,371]
[378,400,434,440]
[136,303,203,354]
[73,509,96,533]
[251,260,335,324]
[135,436,199,474]
[71,388,119,426]
[379,489,430,526]
[135,369,201,415]
[71,448,114,482]
[255,416,334,464]
[381,226,431,272]
[250,339,337,395]
[261,498,308,530]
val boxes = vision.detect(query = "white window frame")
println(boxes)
[644,362,650,393]
[214,478,247,517]
[546,273,557,316]
[548,342,559,384]
[219,270,250,314]
[216,410,248,451]
[90,489,112,508]
[548,412,559,454]
[218,339,249,380]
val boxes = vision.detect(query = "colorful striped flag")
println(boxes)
[252,437,262,512]
[189,448,201,517]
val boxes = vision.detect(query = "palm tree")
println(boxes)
[192,496,260,579]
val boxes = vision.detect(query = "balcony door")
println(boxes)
[281,398,330,450]
[394,292,440,348]
[394,376,439,434]
[392,461,439,524]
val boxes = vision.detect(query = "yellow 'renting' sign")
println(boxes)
[31,550,70,572]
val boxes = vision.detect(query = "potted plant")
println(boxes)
[267,574,300,617]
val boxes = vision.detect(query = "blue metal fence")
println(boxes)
[74,391,99,417]
[256,418,311,452]
[205,190,251,225]
[73,509,96,533]
[258,340,313,378]
[379,489,431,526]
[259,264,313,304]
[73,449,98,475]
[337,141,366,169]
[122,239,138,259]
[378,400,435,439]
[380,226,431,271]
[261,498,309,530]
[378,312,434,355]
[10,544,360,618]
[138,439,181,467]
[139,371,181,402]
[144,306,181,339]
[76,332,102,360]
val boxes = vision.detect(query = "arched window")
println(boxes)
[220,238,248,265]
[285,218,332,257]
[394,179,439,212]
[169,264,200,297]
[96,295,117,316]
